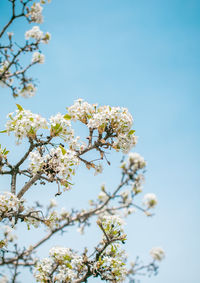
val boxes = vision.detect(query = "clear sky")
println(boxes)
[0,0,200,282]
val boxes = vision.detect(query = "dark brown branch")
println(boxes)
[17,173,41,199]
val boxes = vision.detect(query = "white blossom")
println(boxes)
[29,146,79,184]
[98,191,109,203]
[25,26,43,41]
[41,32,51,44]
[113,133,137,154]
[34,247,86,282]
[32,52,45,64]
[87,105,133,134]
[3,225,17,242]
[143,193,158,209]
[28,2,43,23]
[93,244,127,282]
[5,108,48,143]
[94,163,103,175]
[25,26,51,44]
[49,113,73,141]
[0,61,10,88]
[150,247,165,261]
[67,98,96,123]
[99,214,125,236]
[128,152,146,170]
[0,192,24,220]
[67,99,137,153]
[19,83,37,98]
[49,199,57,208]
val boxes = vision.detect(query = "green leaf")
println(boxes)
[128,129,135,136]
[16,104,23,111]
[0,130,7,133]
[59,145,66,155]
[64,114,71,120]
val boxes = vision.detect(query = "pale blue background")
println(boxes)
[0,0,200,282]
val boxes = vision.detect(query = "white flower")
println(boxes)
[94,163,103,175]
[32,52,45,64]
[34,246,86,282]
[29,146,79,182]
[98,191,109,203]
[99,214,125,236]
[49,199,57,208]
[143,193,157,209]
[25,26,51,44]
[28,2,43,23]
[67,98,95,122]
[3,225,17,242]
[87,106,133,134]
[42,32,51,44]
[49,113,73,141]
[150,247,165,261]
[25,26,43,40]
[5,107,48,143]
[93,244,127,282]
[0,192,24,220]
[128,152,146,170]
[19,83,37,98]
[120,190,132,205]
[113,133,137,154]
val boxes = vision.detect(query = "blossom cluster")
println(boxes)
[34,247,86,282]
[0,61,12,88]
[5,107,48,143]
[25,26,51,43]
[2,225,17,244]
[19,83,37,98]
[143,193,158,209]
[94,215,127,281]
[67,98,96,123]
[28,2,43,23]
[0,192,24,221]
[32,52,45,64]
[128,152,146,170]
[120,152,147,195]
[99,214,125,238]
[150,247,165,261]
[29,146,79,186]
[94,244,127,282]
[67,99,137,153]
[50,113,74,141]
[121,152,146,173]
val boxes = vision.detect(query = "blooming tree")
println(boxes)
[0,1,165,282]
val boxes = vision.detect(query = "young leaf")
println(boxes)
[16,104,23,111]
[64,114,71,120]
[59,145,66,155]
[128,129,135,136]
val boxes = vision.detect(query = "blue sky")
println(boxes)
[0,0,200,282]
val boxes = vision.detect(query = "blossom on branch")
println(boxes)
[143,193,158,209]
[150,247,165,261]
[5,106,48,143]
[32,52,45,64]
[28,2,44,24]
